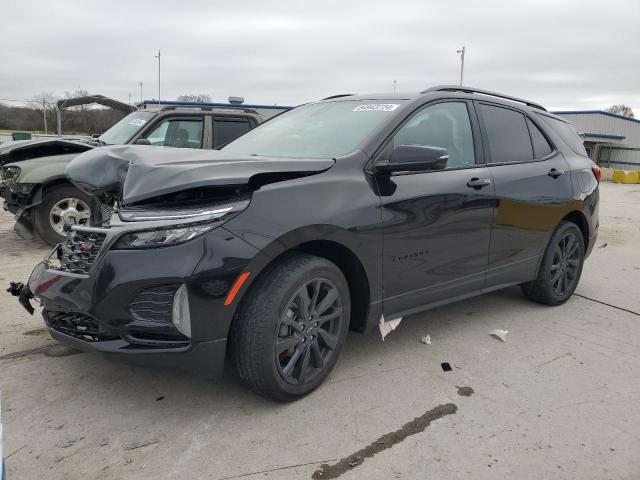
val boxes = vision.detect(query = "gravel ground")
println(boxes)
[1,182,639,480]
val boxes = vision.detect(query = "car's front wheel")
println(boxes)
[521,221,585,305]
[230,253,350,401]
[34,184,93,245]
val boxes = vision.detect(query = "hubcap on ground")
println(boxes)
[49,197,91,235]
[550,231,581,296]
[275,278,343,385]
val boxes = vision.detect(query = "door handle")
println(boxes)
[466,177,491,190]
[548,168,565,178]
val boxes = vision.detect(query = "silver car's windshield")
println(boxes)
[99,111,155,145]
[222,100,406,159]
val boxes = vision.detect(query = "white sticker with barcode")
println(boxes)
[352,104,400,112]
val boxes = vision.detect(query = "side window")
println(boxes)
[479,104,533,163]
[144,118,203,149]
[526,118,552,158]
[537,114,588,157]
[393,102,475,167]
[213,118,252,148]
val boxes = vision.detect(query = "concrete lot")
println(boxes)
[1,182,639,480]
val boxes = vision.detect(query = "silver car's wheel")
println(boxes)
[48,197,91,235]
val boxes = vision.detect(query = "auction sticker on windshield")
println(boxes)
[352,104,400,112]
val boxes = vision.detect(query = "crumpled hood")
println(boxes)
[65,145,335,205]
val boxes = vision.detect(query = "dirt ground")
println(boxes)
[1,182,639,480]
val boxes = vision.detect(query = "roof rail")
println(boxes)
[322,94,355,100]
[421,85,547,111]
[158,105,259,114]
[141,99,293,111]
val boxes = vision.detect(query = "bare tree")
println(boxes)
[606,104,635,118]
[30,92,58,133]
[177,93,212,103]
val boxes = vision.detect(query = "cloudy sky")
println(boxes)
[1,0,639,113]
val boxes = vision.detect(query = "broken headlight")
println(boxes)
[1,165,21,181]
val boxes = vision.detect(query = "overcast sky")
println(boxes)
[1,0,639,113]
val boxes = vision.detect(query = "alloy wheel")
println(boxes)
[49,197,91,235]
[550,231,581,296]
[275,278,344,385]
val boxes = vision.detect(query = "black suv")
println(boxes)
[19,86,600,401]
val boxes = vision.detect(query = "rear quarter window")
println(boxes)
[537,114,588,157]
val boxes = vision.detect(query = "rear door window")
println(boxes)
[526,118,553,158]
[479,104,533,163]
[144,118,204,149]
[213,117,252,148]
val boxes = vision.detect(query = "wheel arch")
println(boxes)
[228,226,379,336]
[561,210,589,251]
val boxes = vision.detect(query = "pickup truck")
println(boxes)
[1,103,279,244]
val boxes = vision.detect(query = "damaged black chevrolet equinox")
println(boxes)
[19,86,600,401]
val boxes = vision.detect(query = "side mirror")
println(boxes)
[375,145,449,173]
[134,138,151,145]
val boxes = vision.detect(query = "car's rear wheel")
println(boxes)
[521,221,585,305]
[34,184,93,245]
[230,253,350,401]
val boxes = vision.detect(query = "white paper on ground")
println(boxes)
[421,335,431,345]
[379,314,403,340]
[489,329,508,342]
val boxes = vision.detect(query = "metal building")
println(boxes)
[553,110,640,170]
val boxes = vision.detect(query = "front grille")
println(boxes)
[45,310,117,342]
[58,229,107,274]
[129,284,180,323]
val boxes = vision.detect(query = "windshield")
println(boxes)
[99,111,155,145]
[222,100,406,158]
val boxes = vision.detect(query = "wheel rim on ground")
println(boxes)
[550,231,581,296]
[275,278,344,385]
[49,197,91,235]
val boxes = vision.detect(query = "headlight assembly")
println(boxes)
[113,197,250,249]
[114,223,215,249]
[2,165,21,181]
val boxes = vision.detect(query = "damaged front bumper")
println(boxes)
[17,219,261,378]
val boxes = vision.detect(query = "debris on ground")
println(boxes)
[598,243,608,249]
[379,315,403,340]
[489,329,508,342]
[123,439,160,451]
[441,362,452,372]
[420,335,431,345]
[456,386,474,397]
[99,438,109,446]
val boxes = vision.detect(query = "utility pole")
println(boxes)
[42,98,47,134]
[139,82,143,103]
[128,93,131,105]
[393,80,397,93]
[155,49,161,105]
[457,46,466,86]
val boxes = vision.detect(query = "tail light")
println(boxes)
[592,164,602,183]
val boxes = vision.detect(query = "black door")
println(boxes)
[376,100,495,318]
[476,102,574,287]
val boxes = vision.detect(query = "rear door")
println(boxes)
[377,100,495,318]
[476,102,573,288]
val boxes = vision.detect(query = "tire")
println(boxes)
[33,184,93,246]
[230,252,351,401]
[521,221,585,306]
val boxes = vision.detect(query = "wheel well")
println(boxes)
[41,179,74,196]
[562,211,589,250]
[294,240,371,333]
